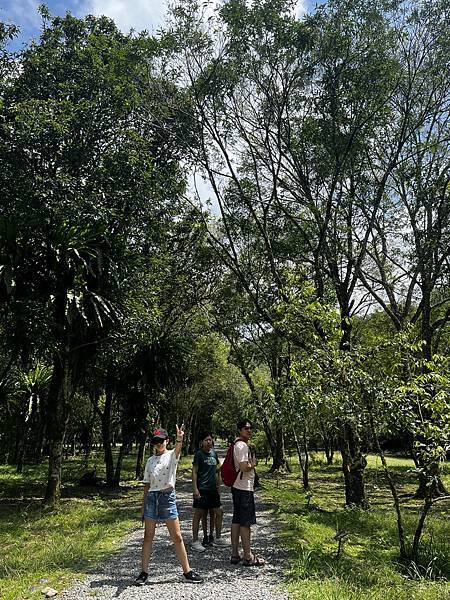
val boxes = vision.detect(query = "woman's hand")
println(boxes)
[174,423,185,457]
[176,423,185,441]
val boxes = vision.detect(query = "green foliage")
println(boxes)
[260,455,450,599]
[0,456,140,600]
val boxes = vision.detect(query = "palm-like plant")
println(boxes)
[15,363,52,472]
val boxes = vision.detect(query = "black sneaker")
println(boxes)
[134,571,148,586]
[202,536,212,547]
[183,570,204,584]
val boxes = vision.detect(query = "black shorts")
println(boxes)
[231,487,256,526]
[193,489,221,510]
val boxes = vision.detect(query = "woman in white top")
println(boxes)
[134,424,203,585]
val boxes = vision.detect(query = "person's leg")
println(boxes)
[240,525,252,561]
[239,492,263,566]
[209,508,214,538]
[215,506,224,538]
[192,508,205,542]
[231,523,241,557]
[231,488,241,558]
[165,518,191,573]
[201,510,208,540]
[141,519,157,572]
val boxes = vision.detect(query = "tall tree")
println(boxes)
[169,0,411,505]
[0,10,188,504]
[356,0,450,496]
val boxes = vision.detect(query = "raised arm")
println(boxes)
[174,423,185,458]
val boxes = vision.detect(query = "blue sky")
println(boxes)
[1,0,314,51]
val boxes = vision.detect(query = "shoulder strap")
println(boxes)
[233,437,247,479]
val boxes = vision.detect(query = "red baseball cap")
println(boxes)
[151,428,169,444]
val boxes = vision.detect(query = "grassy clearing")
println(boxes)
[2,449,449,600]
[0,451,192,600]
[259,453,450,600]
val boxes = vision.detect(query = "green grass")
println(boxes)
[2,449,449,600]
[259,453,450,600]
[0,451,193,600]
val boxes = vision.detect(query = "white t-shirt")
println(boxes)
[143,449,180,491]
[233,440,255,492]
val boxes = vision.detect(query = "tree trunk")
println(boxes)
[43,358,72,506]
[262,420,277,465]
[323,437,334,465]
[101,387,116,487]
[270,426,290,472]
[82,426,93,470]
[336,302,368,507]
[135,431,147,480]
[370,414,407,559]
[339,422,368,507]
[292,427,310,490]
[302,431,310,489]
[412,494,433,563]
[320,422,335,465]
[113,441,127,485]
[44,422,68,505]
[421,280,433,362]
[411,466,446,563]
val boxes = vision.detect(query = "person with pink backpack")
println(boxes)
[221,419,266,567]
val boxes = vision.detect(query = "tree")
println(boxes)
[354,331,450,567]
[356,1,450,497]
[0,10,189,504]
[167,0,416,505]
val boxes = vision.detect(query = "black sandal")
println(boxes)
[230,555,242,565]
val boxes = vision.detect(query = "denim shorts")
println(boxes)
[144,489,178,521]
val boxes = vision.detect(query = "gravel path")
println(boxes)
[60,470,290,600]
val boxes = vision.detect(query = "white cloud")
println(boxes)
[82,0,168,34]
[296,1,308,18]
[0,0,41,34]
[81,0,310,34]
